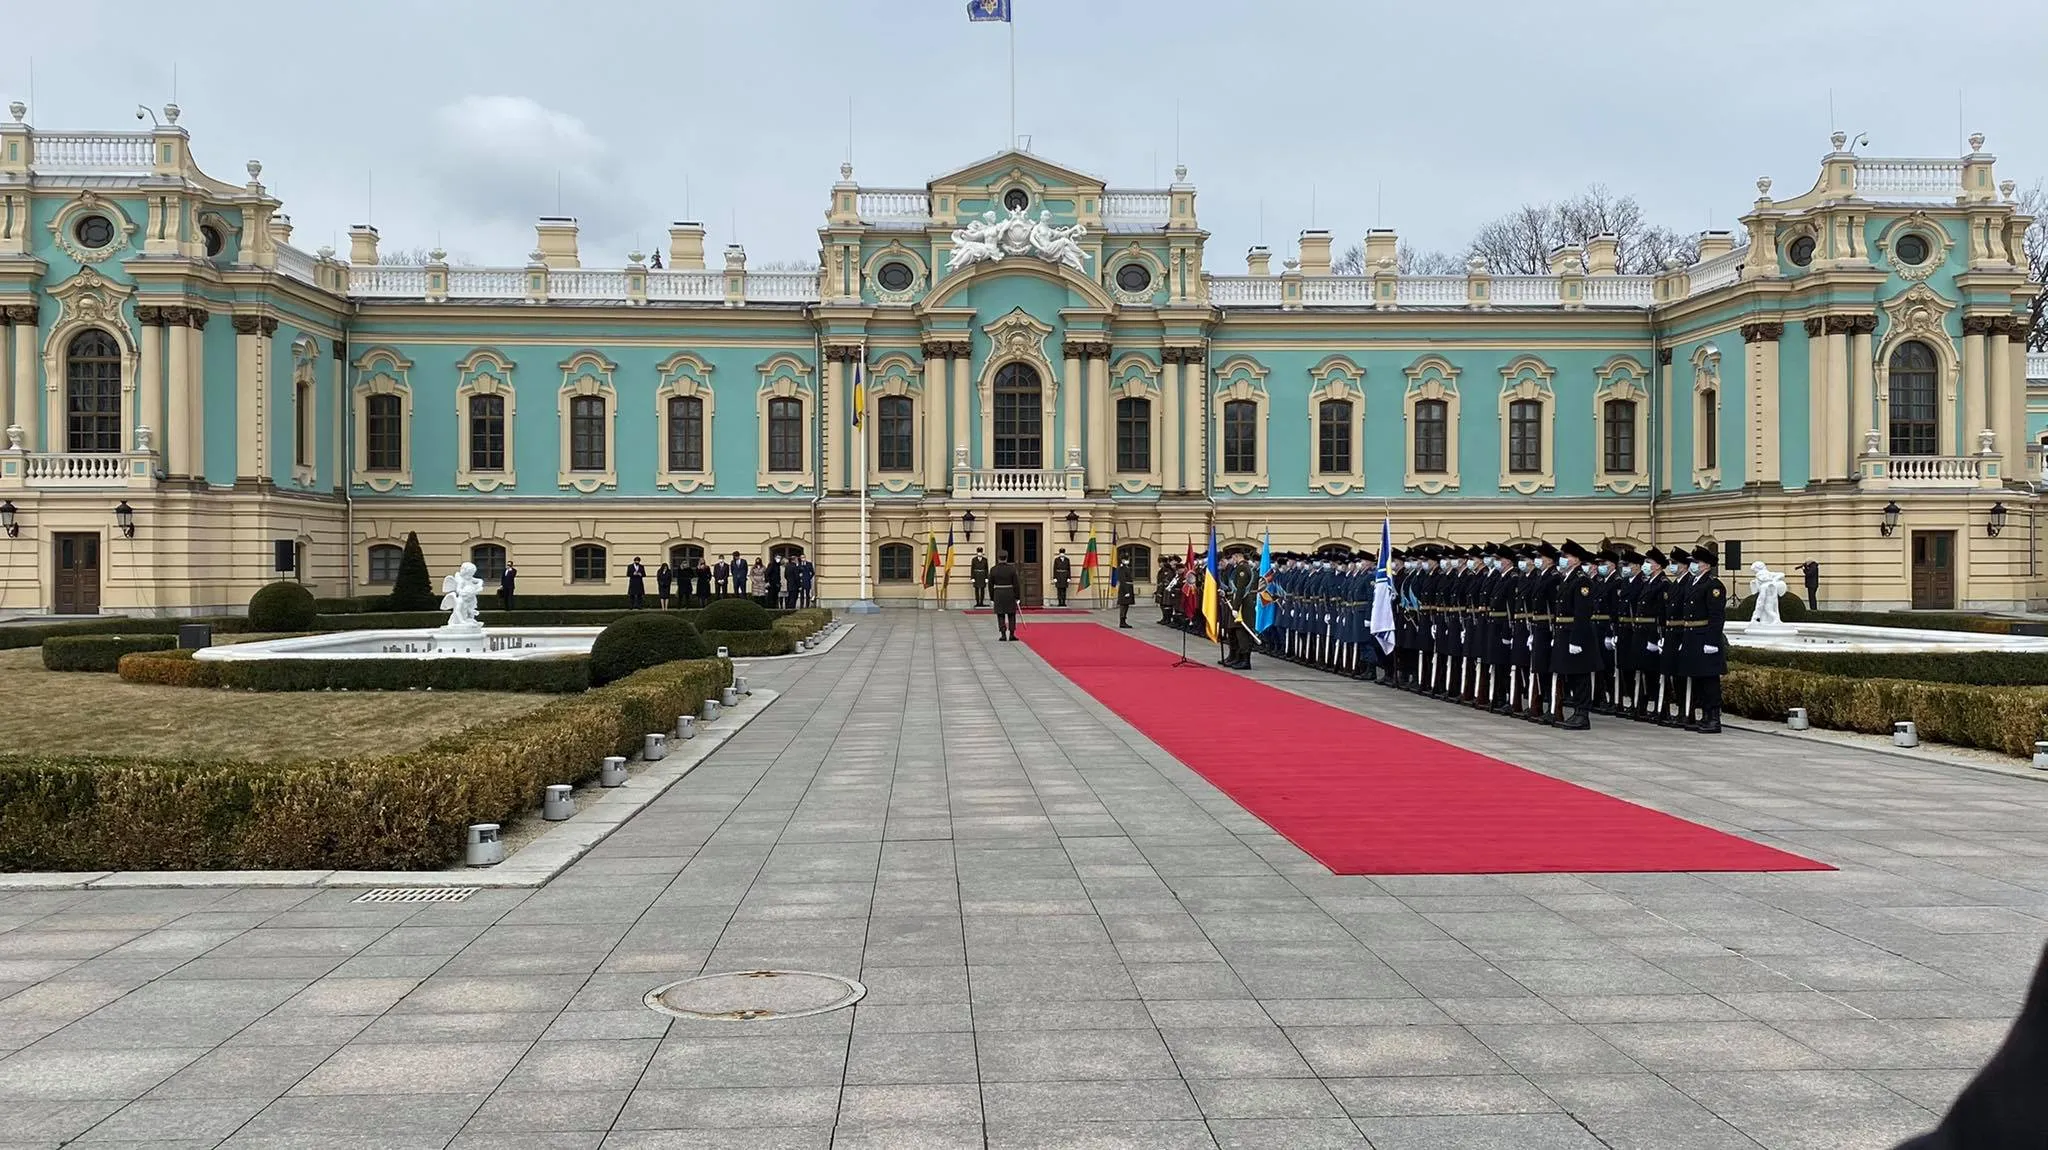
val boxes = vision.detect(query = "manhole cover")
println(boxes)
[645,970,866,1021]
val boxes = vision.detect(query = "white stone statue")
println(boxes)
[946,211,1003,271]
[1747,560,1791,631]
[946,206,1092,272]
[1032,210,1090,271]
[440,561,485,631]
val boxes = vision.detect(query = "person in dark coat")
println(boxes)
[1801,558,1820,610]
[656,562,674,609]
[765,556,784,606]
[1525,542,1560,722]
[988,550,1021,640]
[729,553,747,599]
[1893,941,2048,1149]
[1656,546,1689,726]
[626,557,647,609]
[694,561,711,607]
[1116,561,1137,628]
[1052,549,1072,607]
[1680,540,1727,733]
[970,548,991,608]
[498,561,517,612]
[714,557,730,598]
[1552,539,1599,730]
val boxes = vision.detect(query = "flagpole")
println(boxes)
[1008,12,1016,149]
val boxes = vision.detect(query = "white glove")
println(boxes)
[1647,640,1662,654]
[1704,645,1719,654]
[1429,626,1437,638]
[1568,643,1583,655]
[1526,635,1534,650]
[1603,637,1617,650]
[1502,637,1512,647]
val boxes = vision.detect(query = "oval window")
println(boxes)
[202,224,225,258]
[1115,263,1153,293]
[74,214,116,249]
[1003,188,1029,212]
[1894,233,1930,266]
[1786,235,1815,268]
[876,261,913,291]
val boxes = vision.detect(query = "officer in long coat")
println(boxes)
[1656,546,1689,725]
[1630,547,1668,721]
[1486,544,1517,713]
[1052,549,1073,607]
[1588,548,1619,715]
[1552,539,1600,730]
[1680,540,1727,733]
[970,548,992,608]
[1525,542,1560,721]
[987,550,1021,640]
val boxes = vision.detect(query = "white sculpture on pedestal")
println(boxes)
[1747,560,1796,634]
[946,206,1092,272]
[440,562,485,632]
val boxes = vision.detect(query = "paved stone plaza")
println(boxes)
[2,612,2045,1149]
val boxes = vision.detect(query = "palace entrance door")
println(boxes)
[1909,530,1955,610]
[53,533,102,615]
[997,524,1043,607]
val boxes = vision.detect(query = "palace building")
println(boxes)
[0,102,2042,615]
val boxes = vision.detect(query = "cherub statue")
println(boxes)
[441,561,485,630]
[1748,560,1788,628]
[946,211,1003,271]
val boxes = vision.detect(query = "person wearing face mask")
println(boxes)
[1587,548,1620,715]
[1507,547,1535,714]
[1653,547,1688,724]
[1552,540,1600,729]
[1615,549,1646,720]
[1678,540,1727,733]
[1524,542,1560,722]
[1483,544,1515,713]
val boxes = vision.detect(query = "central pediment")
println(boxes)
[927,150,1107,196]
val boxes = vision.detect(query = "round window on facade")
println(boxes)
[202,224,225,258]
[1003,188,1029,212]
[1786,235,1815,268]
[1894,232,1931,266]
[876,260,913,291]
[74,214,116,250]
[1115,262,1153,293]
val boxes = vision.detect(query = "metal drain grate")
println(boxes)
[351,887,478,904]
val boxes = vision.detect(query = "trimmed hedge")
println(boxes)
[1731,647,2048,686]
[0,657,731,871]
[702,629,796,658]
[591,615,709,686]
[697,598,775,632]
[0,616,252,652]
[389,532,438,611]
[117,649,591,693]
[318,593,797,614]
[249,582,319,632]
[1733,590,1811,622]
[42,634,177,672]
[1725,665,2048,759]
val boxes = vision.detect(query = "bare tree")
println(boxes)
[753,258,821,273]
[1468,203,1557,275]
[1332,243,1365,276]
[377,246,475,267]
[1330,242,1460,275]
[2021,181,2046,351]
[1470,186,1712,275]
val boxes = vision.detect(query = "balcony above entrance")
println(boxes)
[1857,452,2001,490]
[0,443,158,491]
[951,447,1086,498]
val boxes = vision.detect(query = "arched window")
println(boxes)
[669,543,705,570]
[769,543,807,565]
[877,395,914,472]
[65,329,123,454]
[1699,389,1719,469]
[993,363,1043,469]
[1116,543,1153,582]
[569,395,606,471]
[767,397,803,472]
[366,393,403,471]
[1602,398,1637,475]
[366,543,404,585]
[570,543,608,583]
[667,395,704,472]
[1413,398,1448,473]
[469,543,507,583]
[1317,399,1353,475]
[1222,399,1258,475]
[1888,340,1938,457]
[1507,399,1543,474]
[1115,396,1151,472]
[468,393,505,472]
[878,542,914,583]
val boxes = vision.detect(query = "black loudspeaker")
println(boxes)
[1725,540,1742,570]
[274,539,296,573]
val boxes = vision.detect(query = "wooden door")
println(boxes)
[53,533,102,615]
[1909,530,1955,610]
[997,524,1044,607]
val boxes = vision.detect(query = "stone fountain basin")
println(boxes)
[1727,620,2048,654]
[195,627,604,662]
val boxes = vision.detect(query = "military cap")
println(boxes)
[1561,539,1592,562]
[1596,547,1618,563]
[1644,546,1666,565]
[1537,541,1559,559]
[1668,546,1689,565]
[1694,540,1719,567]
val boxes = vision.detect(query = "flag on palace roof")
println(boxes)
[967,0,1012,21]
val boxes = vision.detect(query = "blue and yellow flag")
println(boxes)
[851,357,865,428]
[966,0,1012,21]
[1201,524,1221,644]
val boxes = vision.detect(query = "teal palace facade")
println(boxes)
[0,103,2042,615]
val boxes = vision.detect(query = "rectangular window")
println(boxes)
[878,543,914,583]
[1508,399,1542,474]
[1603,399,1636,474]
[668,395,704,472]
[469,543,507,583]
[365,393,403,471]
[469,394,505,472]
[877,395,914,472]
[295,381,313,468]
[1116,397,1151,473]
[1116,544,1153,582]
[1700,390,1718,469]
[570,395,605,472]
[1317,399,1352,474]
[1223,400,1258,475]
[768,397,803,472]
[1414,399,1447,473]
[367,544,403,585]
[570,544,608,583]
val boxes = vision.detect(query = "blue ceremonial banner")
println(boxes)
[1109,525,1120,587]
[1254,531,1275,633]
[1370,516,1396,654]
[966,0,1012,21]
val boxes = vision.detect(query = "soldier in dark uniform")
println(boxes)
[1486,544,1517,713]
[1525,542,1560,722]
[1052,549,1072,607]
[1588,548,1619,715]
[1656,546,1689,725]
[988,551,1021,641]
[1629,547,1667,722]
[1115,559,1137,628]
[1612,549,1642,719]
[1681,541,1727,734]
[1155,557,1180,625]
[970,548,991,608]
[1553,539,1599,730]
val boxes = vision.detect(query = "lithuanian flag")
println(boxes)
[922,533,940,588]
[1079,528,1099,589]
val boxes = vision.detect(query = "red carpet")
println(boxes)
[1023,625,1830,876]
[962,606,1094,615]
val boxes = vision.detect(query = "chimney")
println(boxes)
[1298,229,1332,275]
[668,221,706,270]
[347,224,380,265]
[1697,230,1735,262]
[1584,232,1618,275]
[269,214,294,247]
[1547,243,1583,276]
[535,216,580,269]
[1364,228,1398,273]
[1246,245,1271,276]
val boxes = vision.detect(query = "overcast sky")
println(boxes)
[9,0,2045,269]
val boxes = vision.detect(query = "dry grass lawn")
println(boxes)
[0,646,554,762]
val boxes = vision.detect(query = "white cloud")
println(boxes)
[420,95,647,259]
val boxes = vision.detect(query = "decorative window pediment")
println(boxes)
[456,348,517,492]
[1211,356,1270,495]
[656,351,716,493]
[863,353,922,493]
[352,347,414,492]
[1110,353,1164,492]
[1497,355,1556,495]
[756,353,816,493]
[1307,355,1366,496]
[1592,355,1650,494]
[557,351,617,493]
[1403,355,1461,494]
[1691,344,1723,490]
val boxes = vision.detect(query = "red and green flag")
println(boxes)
[1079,528,1100,589]
[922,533,940,588]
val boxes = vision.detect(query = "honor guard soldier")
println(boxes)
[1589,548,1620,715]
[1525,542,1560,722]
[1553,540,1600,730]
[1486,545,1518,713]
[1507,547,1535,714]
[1629,548,1669,722]
[1656,547,1689,725]
[970,548,991,608]
[1680,541,1727,733]
[1052,548,1073,607]
[1612,549,1644,719]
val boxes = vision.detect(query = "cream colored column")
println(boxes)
[1745,324,1782,485]
[136,310,162,452]
[1659,350,1673,492]
[10,305,38,450]
[1161,355,1182,492]
[1183,349,1205,493]
[1989,321,2016,476]
[0,318,11,442]
[822,352,846,493]
[233,315,261,480]
[922,350,947,491]
[1962,321,1987,457]
[187,310,209,480]
[1850,319,1875,461]
[1086,348,1109,490]
[950,348,970,470]
[1823,318,1850,475]
[1061,346,1081,471]
[165,311,191,477]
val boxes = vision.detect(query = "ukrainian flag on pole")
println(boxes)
[1201,524,1221,644]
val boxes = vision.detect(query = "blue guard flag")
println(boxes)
[966,0,1012,21]
[1370,515,1396,654]
[1109,525,1120,588]
[1254,531,1275,633]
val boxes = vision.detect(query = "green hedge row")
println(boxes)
[41,634,177,672]
[1724,665,2048,759]
[0,656,731,871]
[317,593,801,614]
[0,616,253,651]
[1731,647,2048,686]
[117,649,592,693]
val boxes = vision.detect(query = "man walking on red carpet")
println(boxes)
[988,551,1022,641]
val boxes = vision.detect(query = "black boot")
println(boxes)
[1697,708,1722,735]
[1560,706,1591,731]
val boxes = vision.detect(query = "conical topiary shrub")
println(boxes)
[388,531,438,611]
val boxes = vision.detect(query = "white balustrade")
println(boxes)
[647,271,724,302]
[274,244,320,286]
[31,131,155,173]
[22,452,133,487]
[1298,278,1373,305]
[1880,454,1985,487]
[2028,351,2047,383]
[957,469,1071,497]
[1102,191,1171,231]
[349,266,431,297]
[1205,277,1282,305]
[1395,276,1466,306]
[1854,158,1966,201]
[1583,275,1656,307]
[1686,249,1746,296]
[447,268,526,297]
[743,272,820,302]
[857,190,931,225]
[1490,277,1563,306]
[550,269,629,299]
